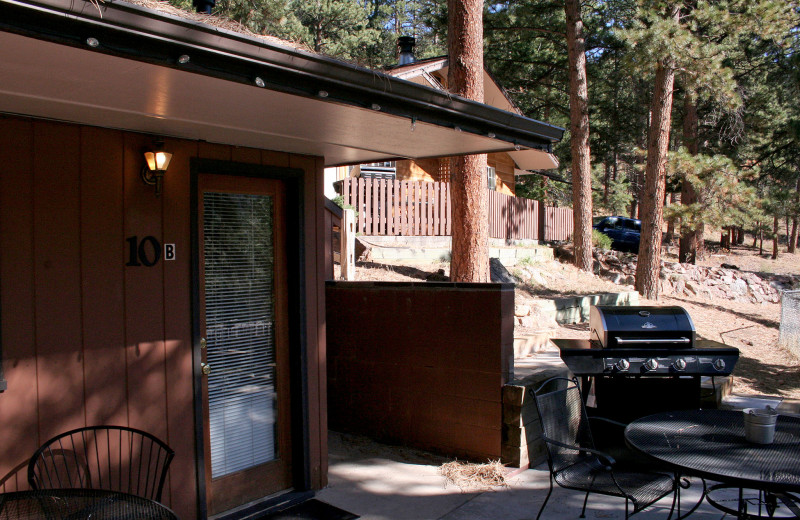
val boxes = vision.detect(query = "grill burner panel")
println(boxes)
[555,305,740,378]
[553,338,739,377]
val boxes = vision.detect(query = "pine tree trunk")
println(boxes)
[565,0,593,272]
[635,37,678,300]
[772,216,779,260]
[679,95,702,264]
[790,218,798,254]
[447,0,488,282]
[665,193,675,244]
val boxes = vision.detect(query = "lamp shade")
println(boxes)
[144,151,173,172]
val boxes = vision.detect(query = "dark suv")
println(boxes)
[593,216,641,253]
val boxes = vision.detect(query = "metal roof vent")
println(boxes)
[398,36,416,65]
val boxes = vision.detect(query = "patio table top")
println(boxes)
[625,409,800,493]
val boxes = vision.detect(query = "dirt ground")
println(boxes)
[348,243,800,400]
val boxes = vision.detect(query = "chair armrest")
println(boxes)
[541,436,617,469]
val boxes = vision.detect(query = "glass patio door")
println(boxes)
[197,173,291,515]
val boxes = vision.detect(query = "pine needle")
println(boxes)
[439,460,508,491]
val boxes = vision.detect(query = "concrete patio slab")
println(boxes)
[317,431,791,520]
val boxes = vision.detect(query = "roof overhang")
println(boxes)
[0,0,564,167]
[510,150,560,172]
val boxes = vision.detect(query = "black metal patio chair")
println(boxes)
[531,377,678,520]
[28,426,175,502]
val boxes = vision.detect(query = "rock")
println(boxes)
[529,269,546,285]
[515,304,531,317]
[355,237,371,261]
[720,263,739,270]
[425,268,449,282]
[490,257,516,284]
[685,281,700,295]
[516,315,534,328]
[732,279,748,295]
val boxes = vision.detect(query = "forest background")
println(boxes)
[167,0,800,271]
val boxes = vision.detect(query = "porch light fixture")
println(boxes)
[141,141,172,197]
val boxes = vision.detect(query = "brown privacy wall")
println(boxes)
[326,281,515,461]
[0,115,328,518]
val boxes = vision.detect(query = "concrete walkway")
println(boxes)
[316,431,786,520]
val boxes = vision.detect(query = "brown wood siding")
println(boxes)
[0,117,38,493]
[0,115,327,516]
[488,152,516,196]
[327,282,514,461]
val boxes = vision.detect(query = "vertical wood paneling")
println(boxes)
[289,154,324,489]
[371,179,379,235]
[362,178,370,235]
[231,146,261,164]
[33,121,85,440]
[313,157,328,489]
[261,150,291,168]
[198,142,231,162]
[122,133,168,439]
[0,117,38,491]
[162,138,198,518]
[1,116,330,514]
[400,181,407,235]
[80,126,127,427]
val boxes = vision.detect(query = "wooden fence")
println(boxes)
[339,178,573,242]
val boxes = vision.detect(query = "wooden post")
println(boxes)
[340,209,356,280]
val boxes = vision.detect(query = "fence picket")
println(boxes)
[339,179,571,241]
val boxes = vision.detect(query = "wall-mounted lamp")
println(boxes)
[141,142,172,197]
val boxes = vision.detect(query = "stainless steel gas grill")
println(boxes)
[552,305,740,421]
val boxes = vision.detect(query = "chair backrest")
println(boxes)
[532,377,596,473]
[28,426,175,502]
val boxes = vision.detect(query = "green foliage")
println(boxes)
[664,147,760,230]
[163,0,800,233]
[592,163,633,216]
[291,0,383,64]
[331,195,357,212]
[592,229,613,250]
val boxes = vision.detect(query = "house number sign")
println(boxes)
[126,236,176,266]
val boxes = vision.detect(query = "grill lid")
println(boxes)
[590,305,696,349]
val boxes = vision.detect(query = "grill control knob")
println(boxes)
[713,358,726,372]
[644,358,659,372]
[616,359,631,372]
[673,358,687,371]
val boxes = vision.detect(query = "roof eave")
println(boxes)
[0,0,564,149]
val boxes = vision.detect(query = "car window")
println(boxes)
[623,220,638,230]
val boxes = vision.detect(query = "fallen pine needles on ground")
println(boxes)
[439,460,508,491]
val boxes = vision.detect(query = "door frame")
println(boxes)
[190,158,310,519]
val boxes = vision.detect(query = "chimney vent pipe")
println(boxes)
[397,36,416,65]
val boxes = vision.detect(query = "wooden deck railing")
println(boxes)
[338,178,573,242]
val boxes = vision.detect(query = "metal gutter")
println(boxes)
[0,0,564,151]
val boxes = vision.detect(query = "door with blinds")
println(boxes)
[197,173,291,515]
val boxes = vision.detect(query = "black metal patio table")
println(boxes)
[625,409,800,519]
[0,489,178,520]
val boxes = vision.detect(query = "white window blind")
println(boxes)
[203,192,277,479]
